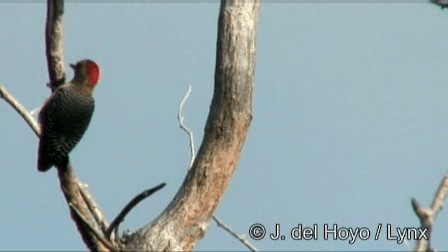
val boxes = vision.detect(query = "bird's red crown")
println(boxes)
[86,60,100,88]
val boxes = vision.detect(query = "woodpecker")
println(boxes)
[37,59,101,172]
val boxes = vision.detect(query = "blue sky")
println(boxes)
[1,2,448,251]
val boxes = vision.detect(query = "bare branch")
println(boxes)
[412,173,448,251]
[177,85,195,168]
[212,216,258,252]
[5,0,259,250]
[44,0,111,250]
[106,183,166,240]
[0,84,40,136]
[45,0,65,91]
[124,1,260,250]
[69,204,119,251]
[429,173,448,214]
[1,83,106,250]
[177,86,254,250]
[57,165,111,251]
[78,182,110,235]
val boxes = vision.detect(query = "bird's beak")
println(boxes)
[69,63,76,69]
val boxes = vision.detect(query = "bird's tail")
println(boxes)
[37,155,69,172]
[37,155,53,172]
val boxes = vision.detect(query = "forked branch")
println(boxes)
[123,1,260,250]
[412,173,448,251]
[106,183,167,240]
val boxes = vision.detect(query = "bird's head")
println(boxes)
[70,59,101,89]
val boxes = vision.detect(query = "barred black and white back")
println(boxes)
[37,59,99,172]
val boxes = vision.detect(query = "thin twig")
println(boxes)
[176,87,257,251]
[177,85,195,168]
[30,106,41,119]
[412,173,448,251]
[212,216,258,252]
[106,183,167,239]
[78,182,110,234]
[69,204,119,251]
[0,84,40,136]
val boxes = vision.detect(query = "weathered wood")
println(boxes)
[124,1,260,251]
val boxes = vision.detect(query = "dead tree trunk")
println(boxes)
[123,1,260,250]
[1,0,260,250]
